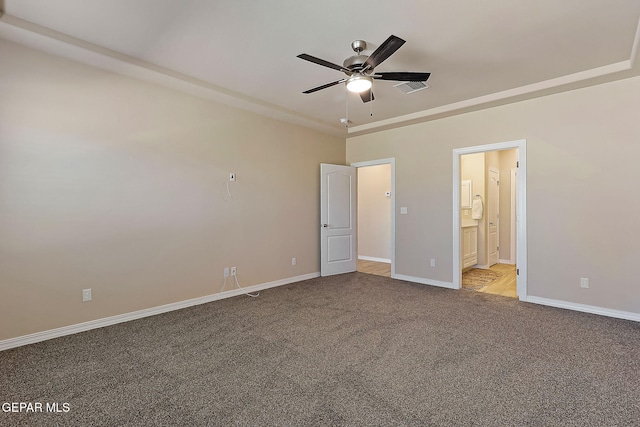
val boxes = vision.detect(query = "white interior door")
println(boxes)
[321,164,357,276]
[487,167,499,266]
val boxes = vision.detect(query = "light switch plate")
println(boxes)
[400,207,408,214]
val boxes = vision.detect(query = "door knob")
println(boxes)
[322,224,328,228]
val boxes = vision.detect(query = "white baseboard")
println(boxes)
[525,296,640,322]
[0,272,320,352]
[9,272,635,352]
[392,274,456,289]
[498,259,515,265]
[358,255,391,263]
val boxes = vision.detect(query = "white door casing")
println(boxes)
[510,168,517,264]
[320,164,357,276]
[487,167,499,266]
[453,140,527,301]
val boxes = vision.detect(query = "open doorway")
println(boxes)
[459,151,516,297]
[453,140,527,300]
[352,159,396,278]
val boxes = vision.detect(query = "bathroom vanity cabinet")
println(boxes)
[462,225,478,269]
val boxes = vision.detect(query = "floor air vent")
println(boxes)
[393,81,429,94]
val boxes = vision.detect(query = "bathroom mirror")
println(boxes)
[461,180,472,209]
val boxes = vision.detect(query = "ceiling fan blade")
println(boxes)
[302,80,344,94]
[373,72,431,82]
[363,35,406,71]
[359,89,375,103]
[297,54,349,73]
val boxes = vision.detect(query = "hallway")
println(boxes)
[357,259,391,277]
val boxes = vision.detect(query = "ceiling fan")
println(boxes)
[297,35,431,103]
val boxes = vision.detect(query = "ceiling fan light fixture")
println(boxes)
[346,74,372,93]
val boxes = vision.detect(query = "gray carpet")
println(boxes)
[1,272,639,426]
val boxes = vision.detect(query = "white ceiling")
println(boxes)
[2,0,640,136]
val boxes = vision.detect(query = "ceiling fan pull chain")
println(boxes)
[370,88,373,116]
[345,92,349,128]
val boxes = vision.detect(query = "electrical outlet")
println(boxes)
[231,267,237,276]
[430,259,436,268]
[292,257,297,266]
[224,267,229,278]
[82,288,92,302]
[580,278,589,289]
[229,172,236,182]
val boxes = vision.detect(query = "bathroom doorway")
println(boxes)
[453,140,527,300]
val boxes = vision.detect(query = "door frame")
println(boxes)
[351,158,396,278]
[453,140,527,300]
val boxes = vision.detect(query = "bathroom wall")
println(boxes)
[461,153,486,265]
[499,149,518,262]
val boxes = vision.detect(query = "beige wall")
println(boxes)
[347,74,640,314]
[357,164,391,261]
[0,39,345,340]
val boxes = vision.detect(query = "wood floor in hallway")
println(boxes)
[357,259,391,277]
[472,264,517,298]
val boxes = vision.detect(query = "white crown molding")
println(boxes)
[0,14,344,137]
[0,272,319,352]
[348,60,635,135]
[348,17,640,136]
[2,12,638,138]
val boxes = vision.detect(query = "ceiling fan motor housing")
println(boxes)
[343,54,368,71]
[343,40,369,72]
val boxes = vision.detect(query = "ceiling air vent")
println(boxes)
[393,81,429,94]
